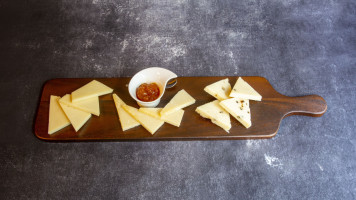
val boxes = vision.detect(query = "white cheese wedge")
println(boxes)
[113,94,140,131]
[71,80,113,103]
[219,98,251,128]
[59,101,92,132]
[59,94,100,116]
[204,78,231,100]
[195,100,231,132]
[230,77,262,101]
[122,105,164,135]
[160,89,195,116]
[48,95,71,134]
[139,108,185,127]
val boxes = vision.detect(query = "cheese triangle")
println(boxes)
[59,94,100,116]
[139,108,185,127]
[48,95,71,134]
[122,105,164,135]
[71,80,113,102]
[139,107,162,119]
[59,101,92,132]
[229,77,262,101]
[160,89,195,116]
[204,78,231,100]
[196,100,231,132]
[113,94,140,131]
[219,98,251,128]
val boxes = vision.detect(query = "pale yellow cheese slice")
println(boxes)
[139,107,162,119]
[229,77,262,101]
[48,95,71,134]
[219,98,251,128]
[196,100,231,132]
[59,101,92,132]
[160,89,195,116]
[113,94,140,131]
[139,108,185,127]
[204,78,231,100]
[71,80,113,103]
[122,105,164,135]
[59,94,100,116]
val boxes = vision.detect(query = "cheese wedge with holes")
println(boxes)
[139,108,185,127]
[48,95,71,134]
[204,78,231,100]
[59,102,92,132]
[113,94,140,131]
[195,100,231,132]
[122,105,164,135]
[229,77,262,101]
[59,94,100,116]
[219,98,251,128]
[160,89,195,116]
[71,80,113,102]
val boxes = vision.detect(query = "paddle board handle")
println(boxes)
[283,95,327,117]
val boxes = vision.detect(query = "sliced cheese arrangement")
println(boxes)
[59,94,100,116]
[113,89,194,135]
[71,80,113,103]
[113,94,140,131]
[48,80,113,134]
[204,78,231,100]
[122,105,164,135]
[196,77,261,131]
[48,95,71,134]
[230,77,262,101]
[196,100,231,132]
[219,98,251,128]
[139,107,185,127]
[160,89,195,116]
[47,76,261,136]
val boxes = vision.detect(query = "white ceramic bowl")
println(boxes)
[128,67,177,107]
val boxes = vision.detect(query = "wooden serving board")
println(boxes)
[34,77,327,141]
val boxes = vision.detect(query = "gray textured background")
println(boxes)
[1,0,355,199]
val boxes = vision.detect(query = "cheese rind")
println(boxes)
[139,108,185,127]
[229,77,262,101]
[160,89,195,116]
[71,80,113,102]
[48,95,71,134]
[113,94,140,131]
[59,102,92,132]
[59,94,100,116]
[219,98,251,128]
[122,105,164,135]
[204,78,231,100]
[195,100,231,132]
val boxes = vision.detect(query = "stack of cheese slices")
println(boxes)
[113,89,195,135]
[48,80,113,134]
[196,77,262,132]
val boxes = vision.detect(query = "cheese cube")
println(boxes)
[71,80,113,102]
[204,78,231,100]
[160,89,195,116]
[230,77,262,101]
[195,100,231,132]
[113,94,140,131]
[48,95,71,134]
[219,98,251,128]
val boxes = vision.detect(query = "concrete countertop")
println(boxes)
[0,0,355,199]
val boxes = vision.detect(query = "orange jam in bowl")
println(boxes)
[136,83,160,102]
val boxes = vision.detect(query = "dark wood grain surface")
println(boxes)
[34,77,327,141]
